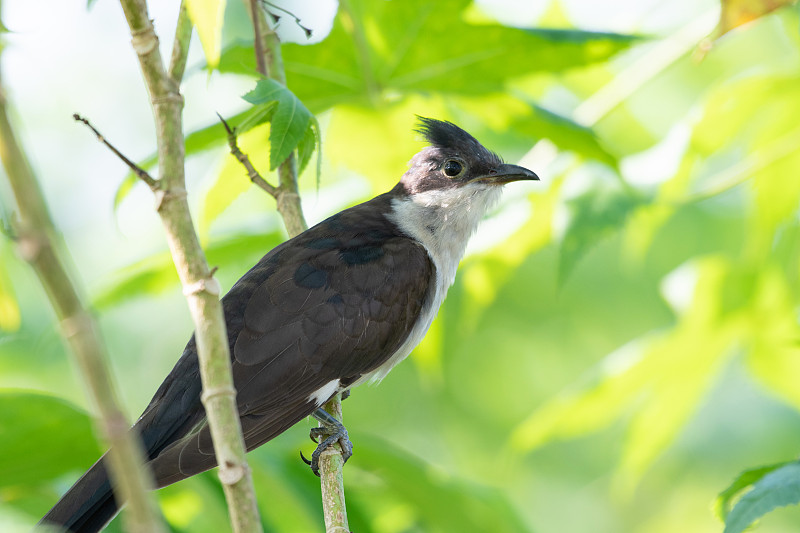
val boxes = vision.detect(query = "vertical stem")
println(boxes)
[319,396,349,532]
[276,153,307,237]
[247,2,348,530]
[249,0,268,77]
[248,1,304,234]
[0,40,165,533]
[117,1,263,532]
[168,0,192,83]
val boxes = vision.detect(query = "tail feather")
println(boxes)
[39,454,119,533]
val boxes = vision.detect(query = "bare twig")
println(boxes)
[116,0,263,531]
[1,43,165,533]
[258,0,313,38]
[72,114,158,190]
[217,112,278,196]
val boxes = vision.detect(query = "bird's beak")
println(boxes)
[485,163,540,185]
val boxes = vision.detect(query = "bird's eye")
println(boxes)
[443,159,463,177]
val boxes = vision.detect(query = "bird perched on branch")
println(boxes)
[41,117,538,532]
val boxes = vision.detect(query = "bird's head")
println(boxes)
[387,118,539,267]
[398,117,539,197]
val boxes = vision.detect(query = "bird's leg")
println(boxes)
[303,407,353,476]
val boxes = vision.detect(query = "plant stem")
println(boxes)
[319,396,349,532]
[117,1,262,531]
[0,44,165,533]
[247,2,349,530]
[168,0,192,83]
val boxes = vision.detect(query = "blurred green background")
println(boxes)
[2,0,800,531]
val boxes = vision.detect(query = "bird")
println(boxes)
[39,117,539,532]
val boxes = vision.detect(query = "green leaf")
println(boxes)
[716,461,791,521]
[672,75,800,259]
[560,186,646,282]
[722,461,800,533]
[215,39,257,77]
[518,104,618,167]
[295,118,318,177]
[243,80,313,170]
[113,172,141,212]
[744,264,800,411]
[186,0,226,68]
[0,390,100,487]
[457,95,618,166]
[236,102,276,135]
[513,257,742,491]
[219,0,640,112]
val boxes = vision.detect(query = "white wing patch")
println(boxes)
[308,379,340,406]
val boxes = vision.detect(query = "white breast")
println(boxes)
[356,183,503,385]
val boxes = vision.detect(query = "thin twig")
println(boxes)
[72,114,158,190]
[258,0,313,38]
[217,112,278,196]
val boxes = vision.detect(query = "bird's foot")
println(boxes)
[301,407,353,476]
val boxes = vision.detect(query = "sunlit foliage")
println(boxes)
[2,0,800,532]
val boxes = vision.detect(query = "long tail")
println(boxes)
[39,454,119,533]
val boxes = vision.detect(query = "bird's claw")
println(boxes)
[305,424,353,476]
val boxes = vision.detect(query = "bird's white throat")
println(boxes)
[389,182,503,285]
[357,182,502,384]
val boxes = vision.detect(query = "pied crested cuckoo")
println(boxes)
[40,118,538,532]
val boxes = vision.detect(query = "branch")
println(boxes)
[259,1,313,38]
[0,43,165,533]
[116,1,263,531]
[319,396,349,531]
[168,0,193,84]
[72,114,158,190]
[218,113,277,196]
[246,2,349,531]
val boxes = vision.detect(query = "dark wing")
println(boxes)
[141,193,434,486]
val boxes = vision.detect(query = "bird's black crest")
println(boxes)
[415,116,502,164]
[415,117,479,150]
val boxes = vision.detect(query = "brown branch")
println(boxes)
[217,112,278,196]
[259,1,314,39]
[116,1,263,532]
[72,114,158,190]
[249,0,268,77]
[1,45,165,533]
